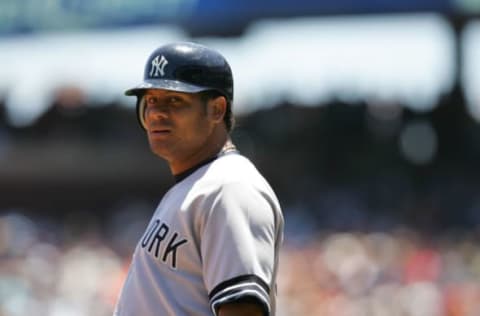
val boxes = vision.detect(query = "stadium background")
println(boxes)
[1,0,480,315]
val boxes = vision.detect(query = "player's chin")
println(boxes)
[148,140,172,158]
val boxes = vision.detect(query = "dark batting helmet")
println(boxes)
[125,42,234,130]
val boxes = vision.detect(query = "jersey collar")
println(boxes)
[173,142,239,183]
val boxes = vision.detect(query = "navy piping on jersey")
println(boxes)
[173,149,239,183]
[209,274,270,299]
[173,156,217,183]
[208,274,270,316]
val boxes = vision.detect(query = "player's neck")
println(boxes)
[169,128,231,176]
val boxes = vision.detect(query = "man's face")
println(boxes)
[141,89,216,164]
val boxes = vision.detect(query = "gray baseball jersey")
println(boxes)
[113,152,284,316]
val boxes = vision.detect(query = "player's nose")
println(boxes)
[148,104,171,120]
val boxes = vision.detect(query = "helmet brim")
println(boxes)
[125,79,211,96]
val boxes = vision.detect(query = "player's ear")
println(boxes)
[208,96,227,123]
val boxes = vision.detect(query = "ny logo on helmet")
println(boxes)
[149,55,168,77]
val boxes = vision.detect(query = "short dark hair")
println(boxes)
[200,90,235,133]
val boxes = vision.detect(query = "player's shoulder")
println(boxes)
[179,152,276,203]
[208,153,264,184]
[206,153,280,203]
[187,152,283,226]
[184,153,266,193]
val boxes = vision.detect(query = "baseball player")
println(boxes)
[113,42,284,316]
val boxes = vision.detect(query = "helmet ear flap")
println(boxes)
[136,95,147,130]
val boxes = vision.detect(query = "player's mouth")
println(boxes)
[149,128,171,137]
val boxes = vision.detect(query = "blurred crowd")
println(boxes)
[278,227,480,316]
[0,204,150,316]
[1,209,479,316]
[1,87,480,315]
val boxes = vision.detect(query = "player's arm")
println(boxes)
[201,182,278,316]
[218,301,264,316]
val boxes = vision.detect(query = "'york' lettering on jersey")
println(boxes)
[141,219,188,269]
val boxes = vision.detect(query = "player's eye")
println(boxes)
[167,96,182,104]
[145,96,159,106]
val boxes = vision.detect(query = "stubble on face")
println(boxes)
[144,90,215,171]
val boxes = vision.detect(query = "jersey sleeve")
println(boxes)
[199,181,276,316]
